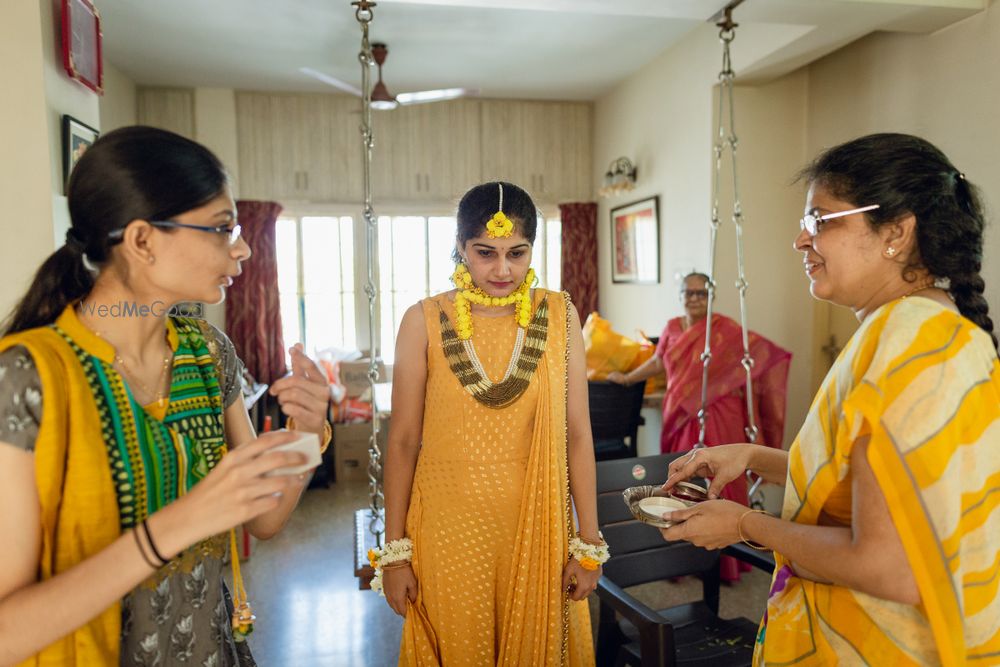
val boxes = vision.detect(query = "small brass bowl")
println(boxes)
[623,481,710,528]
[623,486,688,528]
[670,481,710,504]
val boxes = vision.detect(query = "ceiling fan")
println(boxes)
[301,42,476,110]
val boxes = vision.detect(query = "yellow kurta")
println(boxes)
[401,289,594,666]
[756,297,1000,665]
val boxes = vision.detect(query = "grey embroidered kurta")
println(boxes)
[0,324,256,667]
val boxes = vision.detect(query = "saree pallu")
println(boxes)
[658,314,791,581]
[756,298,1000,665]
[402,290,593,666]
[658,314,791,454]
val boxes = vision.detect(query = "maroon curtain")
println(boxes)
[559,202,599,317]
[226,200,287,385]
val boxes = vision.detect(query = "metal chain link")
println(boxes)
[698,25,765,507]
[353,0,385,546]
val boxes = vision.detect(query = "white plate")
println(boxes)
[637,496,688,526]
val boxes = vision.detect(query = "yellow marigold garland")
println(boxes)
[452,267,535,340]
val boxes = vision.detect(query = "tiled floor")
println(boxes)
[242,480,769,666]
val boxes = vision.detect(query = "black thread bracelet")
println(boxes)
[132,526,159,569]
[141,519,170,567]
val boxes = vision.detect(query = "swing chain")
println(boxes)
[697,14,765,507]
[354,0,385,546]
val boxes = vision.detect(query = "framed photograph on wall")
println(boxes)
[60,0,104,94]
[61,115,99,193]
[610,196,660,284]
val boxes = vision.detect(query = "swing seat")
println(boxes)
[595,453,774,667]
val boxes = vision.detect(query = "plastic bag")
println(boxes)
[583,312,644,380]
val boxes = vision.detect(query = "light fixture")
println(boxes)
[598,157,637,197]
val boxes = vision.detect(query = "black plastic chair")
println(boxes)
[595,453,775,667]
[589,380,647,461]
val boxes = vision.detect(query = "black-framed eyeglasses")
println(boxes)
[680,289,709,301]
[799,204,879,237]
[108,220,243,246]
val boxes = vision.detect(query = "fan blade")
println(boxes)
[299,67,363,97]
[396,88,478,106]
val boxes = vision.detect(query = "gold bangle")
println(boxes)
[286,417,333,454]
[738,509,770,551]
[576,532,606,547]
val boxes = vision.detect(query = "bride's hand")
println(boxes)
[562,557,600,602]
[383,564,418,617]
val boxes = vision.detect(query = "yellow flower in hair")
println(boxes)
[485,211,514,239]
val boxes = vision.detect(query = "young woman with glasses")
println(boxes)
[661,133,1000,665]
[0,126,331,666]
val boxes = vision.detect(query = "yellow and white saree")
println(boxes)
[756,297,1000,665]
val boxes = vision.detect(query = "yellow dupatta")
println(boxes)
[1,308,130,665]
[756,298,1000,666]
[401,290,593,666]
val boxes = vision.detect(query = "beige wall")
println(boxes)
[804,5,1000,337]
[100,63,137,132]
[594,24,719,338]
[194,87,241,331]
[0,0,100,322]
[594,3,1000,465]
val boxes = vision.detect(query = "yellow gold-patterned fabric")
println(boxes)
[401,289,594,666]
[755,298,1000,665]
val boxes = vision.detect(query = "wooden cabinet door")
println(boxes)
[327,95,363,202]
[480,100,532,191]
[235,92,274,199]
[371,106,417,200]
[407,99,482,201]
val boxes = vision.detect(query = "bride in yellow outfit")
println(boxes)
[378,181,604,666]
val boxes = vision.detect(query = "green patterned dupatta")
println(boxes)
[53,317,226,531]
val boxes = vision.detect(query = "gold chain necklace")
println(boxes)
[115,352,173,408]
[89,322,174,407]
[899,278,936,300]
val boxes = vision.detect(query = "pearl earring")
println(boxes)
[149,255,156,264]
[885,246,897,257]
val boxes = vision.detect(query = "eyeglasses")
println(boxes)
[108,220,243,246]
[680,289,709,301]
[799,204,880,237]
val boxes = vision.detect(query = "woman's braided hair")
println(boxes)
[800,133,997,351]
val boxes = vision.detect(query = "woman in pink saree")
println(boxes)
[610,272,791,581]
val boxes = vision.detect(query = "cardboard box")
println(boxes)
[334,418,388,482]
[339,359,387,398]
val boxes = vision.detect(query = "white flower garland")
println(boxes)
[368,538,414,596]
[568,533,610,571]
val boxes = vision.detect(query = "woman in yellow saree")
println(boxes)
[659,133,1000,665]
[380,182,602,666]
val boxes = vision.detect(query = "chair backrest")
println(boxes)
[596,453,720,588]
[588,380,647,458]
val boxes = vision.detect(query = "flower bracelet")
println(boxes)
[368,537,413,596]
[569,532,610,571]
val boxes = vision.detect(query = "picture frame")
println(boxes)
[610,196,660,284]
[61,115,99,193]
[60,0,104,94]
